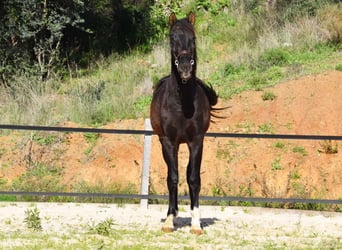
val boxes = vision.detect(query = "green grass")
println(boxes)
[32,132,60,146]
[0,223,340,249]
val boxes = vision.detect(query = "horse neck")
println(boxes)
[169,70,195,100]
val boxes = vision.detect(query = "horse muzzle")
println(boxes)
[180,71,192,83]
[175,58,194,83]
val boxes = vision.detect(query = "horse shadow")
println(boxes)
[161,217,219,231]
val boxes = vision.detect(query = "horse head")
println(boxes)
[169,12,197,83]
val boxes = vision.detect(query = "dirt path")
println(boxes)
[0,202,341,248]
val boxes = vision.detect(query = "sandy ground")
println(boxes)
[0,202,341,248]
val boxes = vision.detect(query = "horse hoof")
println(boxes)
[161,226,174,233]
[190,226,203,235]
[162,214,175,233]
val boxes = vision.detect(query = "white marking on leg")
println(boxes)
[162,214,175,232]
[191,207,201,228]
[190,207,202,235]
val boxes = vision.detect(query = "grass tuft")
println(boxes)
[24,207,42,231]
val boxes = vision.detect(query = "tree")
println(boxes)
[0,0,84,85]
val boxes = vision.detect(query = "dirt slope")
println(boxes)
[0,71,341,201]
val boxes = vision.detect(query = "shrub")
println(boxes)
[319,3,342,44]
[258,48,290,68]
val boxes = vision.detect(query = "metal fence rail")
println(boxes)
[1,122,341,207]
[1,124,341,140]
[0,191,341,204]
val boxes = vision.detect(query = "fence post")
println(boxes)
[140,118,152,209]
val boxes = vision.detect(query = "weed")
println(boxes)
[262,91,277,101]
[318,140,338,154]
[83,133,99,143]
[24,207,42,231]
[292,146,308,156]
[291,182,307,198]
[273,141,286,149]
[336,64,342,71]
[212,185,223,197]
[236,122,255,133]
[0,177,7,188]
[84,147,93,156]
[88,218,115,236]
[271,156,283,170]
[216,148,233,163]
[0,148,7,158]
[83,133,99,156]
[219,201,228,209]
[32,132,59,146]
[239,183,254,197]
[258,123,274,133]
[290,170,301,180]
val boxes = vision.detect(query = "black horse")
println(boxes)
[150,12,218,235]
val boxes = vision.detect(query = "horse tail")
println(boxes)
[196,78,230,121]
[196,78,218,107]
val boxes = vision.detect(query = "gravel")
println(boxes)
[0,202,341,248]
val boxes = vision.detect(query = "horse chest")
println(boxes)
[160,101,208,142]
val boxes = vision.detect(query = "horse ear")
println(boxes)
[169,13,177,27]
[188,11,195,25]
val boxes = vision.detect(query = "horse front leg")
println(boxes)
[187,135,204,235]
[160,137,179,232]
